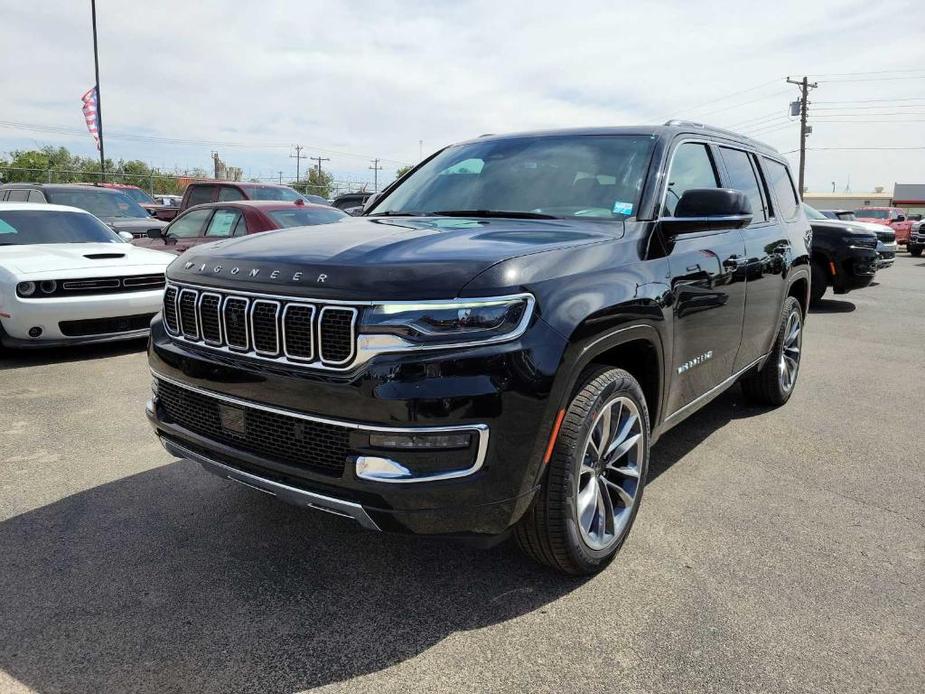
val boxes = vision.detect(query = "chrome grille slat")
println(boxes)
[165,282,361,370]
[178,288,199,340]
[63,278,121,291]
[163,286,179,334]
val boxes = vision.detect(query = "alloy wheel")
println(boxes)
[779,309,802,393]
[575,395,644,551]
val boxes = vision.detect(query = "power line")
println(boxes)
[809,68,925,78]
[682,88,792,120]
[657,77,783,120]
[813,96,925,104]
[369,158,383,192]
[290,145,306,183]
[786,76,818,197]
[310,155,330,176]
[816,76,925,84]
[788,146,925,152]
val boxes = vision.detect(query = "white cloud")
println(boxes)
[1,0,924,191]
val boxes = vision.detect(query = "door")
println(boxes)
[718,149,792,370]
[138,208,212,253]
[663,141,748,416]
[186,207,245,248]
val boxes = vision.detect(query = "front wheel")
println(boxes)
[740,296,803,406]
[515,367,650,575]
[910,246,923,257]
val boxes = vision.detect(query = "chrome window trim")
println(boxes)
[178,288,200,340]
[197,291,224,346]
[249,298,281,356]
[318,305,358,366]
[151,370,489,484]
[222,295,250,351]
[281,302,316,362]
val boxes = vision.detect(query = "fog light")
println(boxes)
[369,432,472,450]
[40,280,57,294]
[28,326,43,338]
[17,281,36,297]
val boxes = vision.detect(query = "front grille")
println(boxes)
[873,230,895,243]
[854,238,878,250]
[163,286,179,333]
[155,378,349,477]
[164,283,359,369]
[24,273,165,298]
[60,312,155,337]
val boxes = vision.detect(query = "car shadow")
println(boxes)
[0,461,585,693]
[809,298,856,314]
[648,386,766,482]
[0,338,147,371]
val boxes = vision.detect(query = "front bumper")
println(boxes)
[0,288,164,346]
[833,247,878,294]
[909,233,925,249]
[146,314,568,537]
[876,241,897,269]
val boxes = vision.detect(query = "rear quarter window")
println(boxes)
[186,185,215,207]
[762,159,800,220]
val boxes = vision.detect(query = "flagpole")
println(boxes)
[90,0,105,182]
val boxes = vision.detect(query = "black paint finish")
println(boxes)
[147,124,812,538]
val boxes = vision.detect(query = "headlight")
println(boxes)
[16,281,36,297]
[361,295,533,345]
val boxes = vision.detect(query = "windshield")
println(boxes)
[241,185,301,201]
[269,207,347,228]
[120,187,155,205]
[856,209,889,220]
[369,134,656,221]
[0,210,124,245]
[45,189,149,219]
[802,204,827,220]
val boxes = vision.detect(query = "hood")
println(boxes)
[167,216,617,299]
[103,217,168,232]
[847,220,895,241]
[1,242,174,277]
[808,219,877,239]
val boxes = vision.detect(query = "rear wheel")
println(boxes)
[515,367,649,575]
[810,260,827,304]
[740,296,803,406]
[910,246,923,257]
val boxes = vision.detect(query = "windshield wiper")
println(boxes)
[366,210,427,217]
[432,209,558,220]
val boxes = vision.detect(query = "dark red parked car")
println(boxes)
[132,199,347,254]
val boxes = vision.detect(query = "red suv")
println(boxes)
[132,199,346,254]
[854,207,913,246]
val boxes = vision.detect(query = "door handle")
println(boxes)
[723,256,746,270]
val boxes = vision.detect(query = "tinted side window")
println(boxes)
[186,186,215,207]
[719,147,766,223]
[167,209,212,238]
[27,190,47,203]
[217,186,246,202]
[204,209,241,237]
[664,143,719,216]
[232,214,248,236]
[762,159,800,220]
[7,190,30,202]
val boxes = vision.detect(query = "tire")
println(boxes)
[515,367,650,575]
[910,246,923,257]
[740,296,803,407]
[810,260,827,305]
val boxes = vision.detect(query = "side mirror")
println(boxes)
[117,231,134,242]
[894,215,905,222]
[661,188,752,234]
[146,227,164,239]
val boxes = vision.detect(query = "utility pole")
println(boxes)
[278,170,283,184]
[90,0,106,181]
[369,158,383,192]
[786,76,818,199]
[290,145,306,183]
[310,155,330,176]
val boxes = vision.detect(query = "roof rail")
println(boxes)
[663,120,775,152]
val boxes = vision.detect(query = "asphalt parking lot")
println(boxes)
[1,256,923,694]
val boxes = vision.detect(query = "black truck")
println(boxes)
[802,204,879,304]
[146,123,811,575]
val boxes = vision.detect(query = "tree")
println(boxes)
[295,167,335,198]
[396,164,413,179]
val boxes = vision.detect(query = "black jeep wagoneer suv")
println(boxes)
[147,122,811,574]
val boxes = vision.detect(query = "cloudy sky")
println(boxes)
[1,0,924,193]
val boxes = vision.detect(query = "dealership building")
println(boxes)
[804,183,925,215]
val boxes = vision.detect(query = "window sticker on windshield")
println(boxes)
[0,219,18,234]
[612,201,634,216]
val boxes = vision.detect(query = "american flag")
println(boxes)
[81,86,100,150]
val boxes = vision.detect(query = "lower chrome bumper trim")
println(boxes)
[159,436,381,531]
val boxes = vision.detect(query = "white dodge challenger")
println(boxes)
[0,202,175,348]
